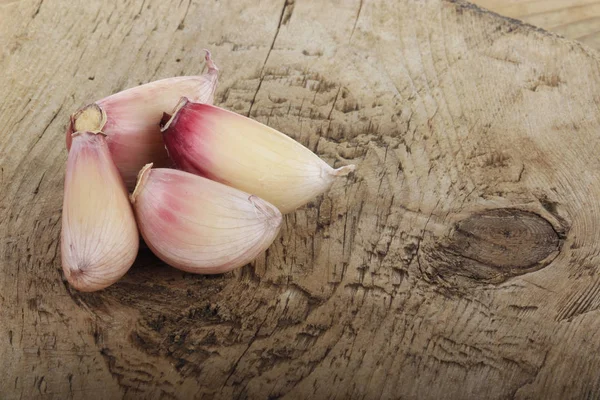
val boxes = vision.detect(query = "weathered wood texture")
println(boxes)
[472,0,600,51]
[2,0,600,399]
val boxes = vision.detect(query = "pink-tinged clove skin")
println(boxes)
[130,164,282,274]
[66,50,219,190]
[61,127,139,292]
[161,98,356,213]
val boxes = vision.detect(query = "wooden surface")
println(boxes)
[472,0,600,51]
[3,0,600,398]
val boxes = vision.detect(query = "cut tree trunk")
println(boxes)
[2,0,600,399]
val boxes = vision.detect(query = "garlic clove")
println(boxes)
[66,50,219,190]
[130,164,282,274]
[62,109,139,291]
[161,98,356,214]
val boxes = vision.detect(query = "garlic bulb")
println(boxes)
[66,51,219,190]
[130,164,282,274]
[161,98,356,213]
[61,112,139,292]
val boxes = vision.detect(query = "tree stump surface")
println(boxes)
[2,0,600,399]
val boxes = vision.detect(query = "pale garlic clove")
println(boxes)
[130,164,282,274]
[161,98,356,214]
[61,109,139,292]
[66,50,219,190]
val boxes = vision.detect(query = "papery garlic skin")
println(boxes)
[161,98,355,214]
[66,51,219,190]
[61,131,139,292]
[131,165,282,274]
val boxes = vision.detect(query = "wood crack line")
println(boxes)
[247,0,288,117]
[350,0,363,41]
[220,310,271,390]
[33,104,63,149]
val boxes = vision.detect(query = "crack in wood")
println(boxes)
[350,0,363,41]
[247,0,289,117]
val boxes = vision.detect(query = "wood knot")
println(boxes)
[422,209,562,285]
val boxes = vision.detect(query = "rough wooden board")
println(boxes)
[472,0,600,51]
[3,0,600,399]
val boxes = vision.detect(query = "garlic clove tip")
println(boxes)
[331,164,356,177]
[203,49,219,72]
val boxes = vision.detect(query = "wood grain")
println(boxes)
[2,0,600,399]
[472,0,600,51]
